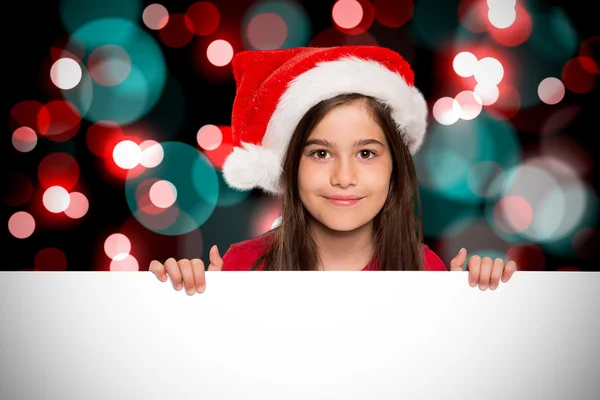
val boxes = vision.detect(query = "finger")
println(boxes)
[149,260,167,282]
[164,258,183,291]
[467,255,480,287]
[207,245,224,271]
[489,258,504,290]
[191,258,206,293]
[177,259,196,296]
[478,257,493,291]
[449,248,467,271]
[502,260,518,283]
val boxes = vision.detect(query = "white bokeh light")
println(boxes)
[474,57,504,86]
[149,180,178,209]
[453,51,478,78]
[432,97,462,125]
[113,140,142,170]
[43,186,71,213]
[139,140,164,168]
[50,58,82,90]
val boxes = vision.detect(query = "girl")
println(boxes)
[149,46,518,294]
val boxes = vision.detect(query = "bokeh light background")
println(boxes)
[4,0,599,272]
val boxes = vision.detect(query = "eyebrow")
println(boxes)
[303,138,385,148]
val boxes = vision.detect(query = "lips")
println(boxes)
[322,196,364,207]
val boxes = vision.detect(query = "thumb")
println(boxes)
[207,245,223,271]
[450,247,467,271]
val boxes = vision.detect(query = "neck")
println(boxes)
[308,218,376,271]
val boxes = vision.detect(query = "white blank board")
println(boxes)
[1,271,599,400]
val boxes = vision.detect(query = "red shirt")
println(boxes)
[221,236,447,271]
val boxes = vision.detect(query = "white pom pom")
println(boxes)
[222,142,283,194]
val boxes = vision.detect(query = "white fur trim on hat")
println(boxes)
[222,142,282,195]
[224,56,428,195]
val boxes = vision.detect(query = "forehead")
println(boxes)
[308,101,386,143]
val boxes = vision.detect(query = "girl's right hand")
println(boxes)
[149,245,224,295]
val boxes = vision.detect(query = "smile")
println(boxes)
[322,197,364,207]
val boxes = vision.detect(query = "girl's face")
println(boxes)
[298,101,393,232]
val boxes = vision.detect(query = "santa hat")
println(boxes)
[222,46,428,195]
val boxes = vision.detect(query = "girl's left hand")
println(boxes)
[449,248,518,290]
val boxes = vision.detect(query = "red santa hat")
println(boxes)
[222,46,428,195]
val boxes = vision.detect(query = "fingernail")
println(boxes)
[460,247,466,254]
[175,283,182,291]
[197,285,205,294]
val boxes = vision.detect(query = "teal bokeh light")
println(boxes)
[414,111,522,204]
[215,171,252,207]
[125,142,219,236]
[242,0,311,49]
[59,0,142,33]
[64,18,166,125]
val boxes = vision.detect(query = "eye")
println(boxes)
[310,150,330,159]
[358,150,376,159]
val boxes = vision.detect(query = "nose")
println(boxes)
[330,156,358,188]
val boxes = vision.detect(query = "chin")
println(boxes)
[316,215,370,233]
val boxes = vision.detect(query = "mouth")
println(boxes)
[322,196,365,207]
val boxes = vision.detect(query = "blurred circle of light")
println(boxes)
[332,0,363,29]
[494,195,533,234]
[474,57,503,86]
[506,243,546,271]
[538,77,565,105]
[373,0,413,29]
[125,142,219,235]
[110,254,140,271]
[9,100,47,134]
[34,248,68,271]
[562,57,597,94]
[59,0,141,33]
[139,140,164,168]
[186,1,220,36]
[414,111,522,204]
[488,3,531,47]
[432,97,462,126]
[38,100,82,142]
[207,40,234,67]
[143,3,169,30]
[487,0,516,7]
[64,192,89,219]
[453,51,478,78]
[43,186,71,213]
[158,13,195,48]
[38,152,80,191]
[149,180,178,208]
[197,124,223,151]
[474,83,500,106]
[467,161,505,198]
[65,18,166,125]
[246,13,288,50]
[8,211,35,239]
[485,157,591,245]
[88,45,131,86]
[578,36,599,74]
[455,90,483,120]
[527,6,578,62]
[50,58,82,90]
[487,7,516,29]
[104,233,131,261]
[12,127,38,153]
[242,0,311,49]
[113,140,142,170]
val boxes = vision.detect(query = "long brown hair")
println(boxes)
[250,93,425,271]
